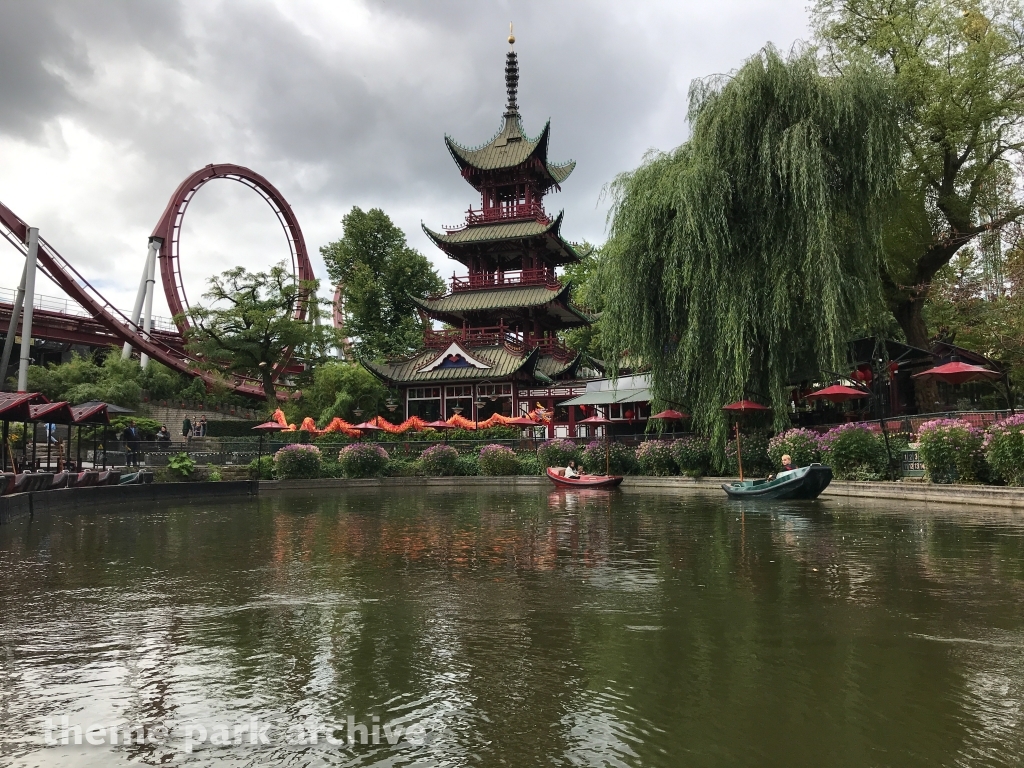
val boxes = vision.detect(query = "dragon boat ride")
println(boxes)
[721,464,833,500]
[546,467,624,489]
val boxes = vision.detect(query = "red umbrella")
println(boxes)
[913,360,1002,385]
[507,416,539,426]
[722,399,771,413]
[424,419,456,429]
[650,409,690,420]
[805,384,869,404]
[721,400,771,480]
[353,421,384,433]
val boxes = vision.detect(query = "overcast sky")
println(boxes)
[0,0,810,320]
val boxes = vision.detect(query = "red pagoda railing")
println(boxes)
[450,268,559,292]
[465,202,548,225]
[423,325,576,361]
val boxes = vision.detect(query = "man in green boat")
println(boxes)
[767,454,798,481]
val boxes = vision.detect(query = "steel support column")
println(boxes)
[17,227,39,392]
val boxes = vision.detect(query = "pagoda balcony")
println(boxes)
[450,267,560,292]
[424,324,576,361]
[443,202,549,232]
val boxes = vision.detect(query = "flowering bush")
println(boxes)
[985,414,1024,486]
[917,419,986,484]
[635,440,676,475]
[417,444,460,476]
[537,438,579,469]
[767,428,821,469]
[818,423,887,481]
[478,444,520,475]
[670,436,711,476]
[581,440,636,475]
[724,429,771,477]
[273,444,323,479]
[337,443,389,478]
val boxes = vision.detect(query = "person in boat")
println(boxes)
[565,460,581,479]
[767,454,798,481]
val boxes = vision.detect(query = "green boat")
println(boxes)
[721,464,833,500]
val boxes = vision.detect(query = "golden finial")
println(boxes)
[508,22,515,45]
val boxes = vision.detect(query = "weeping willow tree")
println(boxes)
[601,46,900,455]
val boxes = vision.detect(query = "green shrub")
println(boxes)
[455,454,480,476]
[167,452,196,480]
[818,424,887,481]
[273,444,323,479]
[517,452,541,476]
[917,418,986,484]
[247,455,274,479]
[386,457,420,477]
[478,444,520,475]
[581,441,636,475]
[205,420,265,437]
[337,443,390,478]
[206,463,222,482]
[318,459,345,478]
[724,429,771,476]
[537,438,579,469]
[767,428,821,469]
[670,436,711,476]
[635,440,676,475]
[985,415,1024,485]
[417,444,460,476]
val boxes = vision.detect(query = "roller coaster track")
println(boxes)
[0,164,316,399]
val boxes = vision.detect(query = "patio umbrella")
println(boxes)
[252,421,288,481]
[805,384,870,404]
[579,414,614,475]
[424,419,456,430]
[650,409,690,420]
[721,400,771,481]
[353,421,385,437]
[912,359,1002,385]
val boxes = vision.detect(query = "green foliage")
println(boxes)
[417,444,460,476]
[296,361,391,426]
[818,424,888,481]
[22,351,190,409]
[247,455,274,479]
[320,207,444,360]
[516,452,541,476]
[814,0,1024,346]
[561,242,606,356]
[767,428,822,469]
[273,444,323,479]
[600,46,899,457]
[581,440,636,475]
[724,430,772,477]
[183,262,336,402]
[385,456,420,477]
[984,415,1024,485]
[478,444,521,475]
[670,436,712,477]
[337,443,390,478]
[110,416,162,440]
[167,452,196,480]
[206,464,222,482]
[635,440,677,476]
[455,454,480,476]
[205,421,264,438]
[537,438,579,469]
[917,418,986,484]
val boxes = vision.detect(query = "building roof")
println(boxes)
[422,212,580,266]
[364,342,540,386]
[28,401,75,424]
[445,118,575,188]
[410,283,593,327]
[0,392,49,422]
[535,352,581,380]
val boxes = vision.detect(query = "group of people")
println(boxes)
[118,421,173,468]
[181,415,208,440]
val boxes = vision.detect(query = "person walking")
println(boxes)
[183,415,192,443]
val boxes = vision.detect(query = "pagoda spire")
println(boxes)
[504,25,519,118]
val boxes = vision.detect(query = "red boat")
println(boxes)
[546,467,624,489]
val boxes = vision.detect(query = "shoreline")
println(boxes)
[5,475,1024,526]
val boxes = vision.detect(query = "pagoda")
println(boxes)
[365,33,600,435]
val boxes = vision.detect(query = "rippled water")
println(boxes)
[1,487,1024,766]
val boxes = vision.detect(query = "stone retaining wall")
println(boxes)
[0,481,257,525]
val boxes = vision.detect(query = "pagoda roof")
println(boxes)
[411,283,593,326]
[536,352,584,380]
[445,117,575,187]
[422,212,580,265]
[363,341,540,386]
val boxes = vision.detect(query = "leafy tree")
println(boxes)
[561,242,606,357]
[22,350,187,408]
[600,47,899,455]
[320,207,444,360]
[183,262,335,404]
[290,360,390,426]
[814,0,1024,349]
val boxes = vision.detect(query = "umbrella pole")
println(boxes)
[1,420,6,472]
[257,434,263,481]
[735,423,744,481]
[605,429,610,476]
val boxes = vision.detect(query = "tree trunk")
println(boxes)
[892,292,940,413]
[261,370,278,408]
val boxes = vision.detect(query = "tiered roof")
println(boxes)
[422,212,579,266]
[411,283,593,328]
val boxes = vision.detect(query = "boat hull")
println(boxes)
[546,468,624,489]
[721,464,832,500]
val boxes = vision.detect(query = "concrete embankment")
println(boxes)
[0,481,257,525]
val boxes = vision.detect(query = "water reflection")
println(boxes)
[0,488,1023,766]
